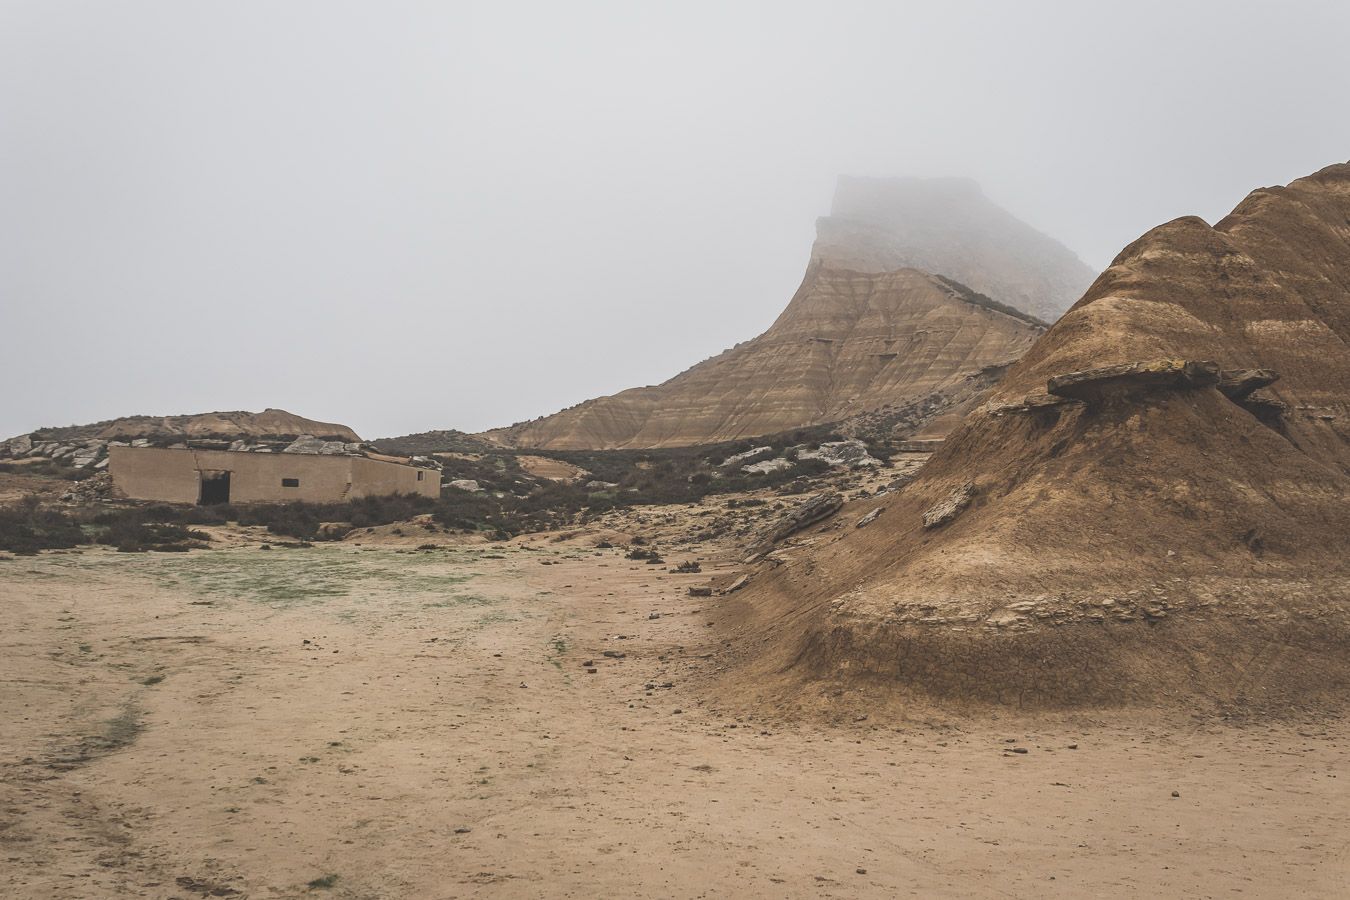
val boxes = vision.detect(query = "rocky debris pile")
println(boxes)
[279,436,369,455]
[894,438,944,452]
[720,446,775,468]
[727,439,881,477]
[59,472,114,502]
[3,436,118,469]
[922,481,975,528]
[838,363,1015,445]
[448,479,483,492]
[795,440,880,468]
[1,430,384,471]
[744,492,843,563]
[742,458,793,475]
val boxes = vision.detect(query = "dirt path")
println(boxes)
[1,544,1347,898]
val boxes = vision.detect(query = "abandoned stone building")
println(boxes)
[108,446,440,505]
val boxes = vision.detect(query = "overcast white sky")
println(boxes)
[3,1,1348,440]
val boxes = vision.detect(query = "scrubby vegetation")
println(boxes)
[0,499,211,554]
[0,498,89,553]
[0,422,899,553]
[0,459,99,481]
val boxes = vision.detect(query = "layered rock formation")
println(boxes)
[483,176,1090,451]
[487,265,1045,449]
[812,176,1096,322]
[719,161,1350,711]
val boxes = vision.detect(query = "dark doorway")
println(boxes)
[199,471,231,505]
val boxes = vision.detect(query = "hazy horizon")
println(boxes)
[4,1,1349,441]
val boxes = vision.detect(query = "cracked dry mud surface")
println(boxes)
[2,543,1347,898]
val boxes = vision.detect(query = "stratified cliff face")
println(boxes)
[722,162,1350,711]
[483,175,1088,450]
[23,409,361,442]
[485,264,1044,449]
[813,176,1096,322]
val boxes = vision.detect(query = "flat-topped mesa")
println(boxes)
[1045,359,1220,403]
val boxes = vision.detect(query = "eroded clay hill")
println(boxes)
[486,264,1044,449]
[813,176,1096,322]
[721,161,1350,713]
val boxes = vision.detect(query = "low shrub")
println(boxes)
[0,498,88,554]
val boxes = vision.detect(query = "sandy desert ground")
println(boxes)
[2,539,1347,899]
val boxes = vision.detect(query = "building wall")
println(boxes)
[108,446,440,504]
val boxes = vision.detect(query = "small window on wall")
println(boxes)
[282,478,300,488]
[417,471,424,481]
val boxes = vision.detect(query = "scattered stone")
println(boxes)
[742,457,793,475]
[282,435,350,455]
[719,446,775,468]
[855,507,883,528]
[894,438,944,452]
[743,492,843,562]
[1171,790,1180,798]
[922,481,976,529]
[722,574,750,594]
[448,479,483,492]
[3,435,32,456]
[688,586,713,597]
[795,439,881,468]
